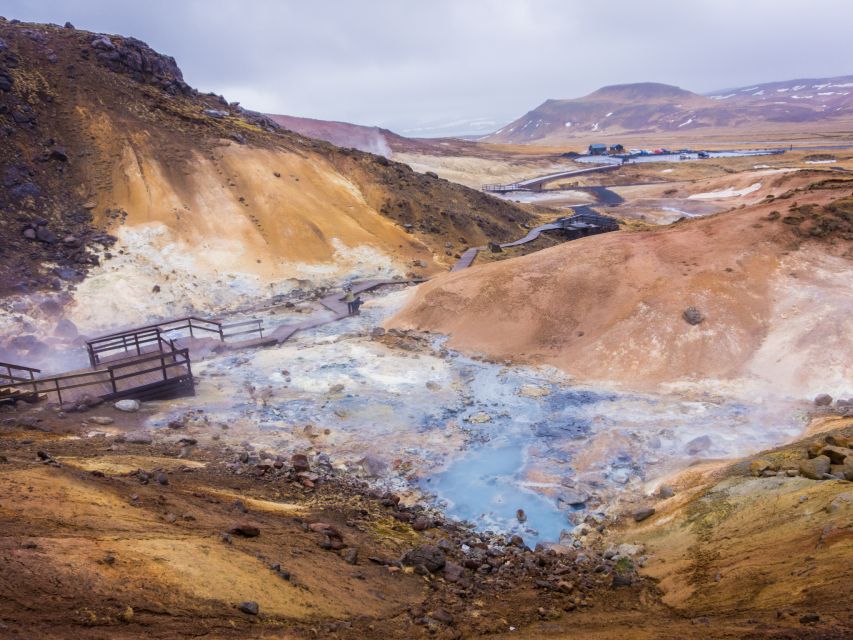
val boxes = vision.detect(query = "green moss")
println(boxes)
[368,517,420,544]
[613,556,634,576]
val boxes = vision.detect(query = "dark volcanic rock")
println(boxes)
[682,306,704,325]
[291,453,310,472]
[632,507,656,522]
[814,394,833,406]
[238,601,259,615]
[35,225,57,244]
[89,33,191,95]
[685,435,712,455]
[402,544,446,573]
[342,547,358,565]
[0,68,12,92]
[228,523,260,537]
[10,182,41,200]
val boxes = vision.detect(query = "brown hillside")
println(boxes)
[0,19,533,311]
[390,175,853,396]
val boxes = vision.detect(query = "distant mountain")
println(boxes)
[484,76,853,144]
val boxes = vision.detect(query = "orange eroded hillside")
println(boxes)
[390,180,853,396]
[0,20,534,328]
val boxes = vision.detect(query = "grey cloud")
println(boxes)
[3,0,852,135]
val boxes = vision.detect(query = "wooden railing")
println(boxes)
[0,361,42,398]
[85,316,263,367]
[0,344,191,405]
[560,211,620,231]
[0,361,41,385]
[482,183,530,193]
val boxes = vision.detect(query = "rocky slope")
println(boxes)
[390,171,853,397]
[0,19,533,332]
[486,77,853,145]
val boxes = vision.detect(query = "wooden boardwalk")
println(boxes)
[262,280,412,343]
[0,345,193,406]
[269,279,418,344]
[0,280,416,406]
[450,208,618,271]
[482,164,619,193]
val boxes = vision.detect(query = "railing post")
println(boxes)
[55,379,62,405]
[134,332,141,356]
[161,354,168,381]
[189,319,194,338]
[110,369,117,394]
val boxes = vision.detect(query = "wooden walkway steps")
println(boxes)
[450,208,619,271]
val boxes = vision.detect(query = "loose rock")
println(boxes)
[228,523,260,537]
[632,507,655,522]
[238,601,259,615]
[682,307,704,325]
[114,399,140,413]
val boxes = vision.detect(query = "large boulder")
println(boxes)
[820,445,853,465]
[799,455,831,480]
[813,393,833,407]
[53,318,78,339]
[402,545,446,573]
[841,458,853,482]
[685,435,712,455]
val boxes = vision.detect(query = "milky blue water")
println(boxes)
[424,443,568,544]
[158,288,807,546]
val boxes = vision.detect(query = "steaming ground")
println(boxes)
[135,287,808,546]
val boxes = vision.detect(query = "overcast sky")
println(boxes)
[4,0,853,135]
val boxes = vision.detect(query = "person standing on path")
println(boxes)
[344,287,356,315]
